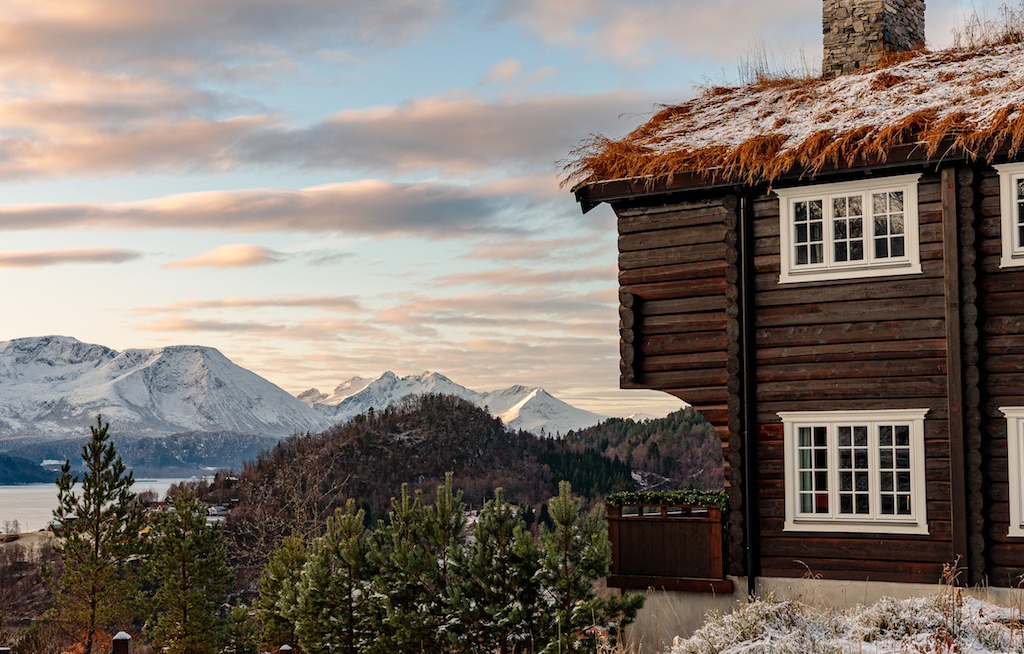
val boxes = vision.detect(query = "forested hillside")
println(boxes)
[562,407,725,490]
[191,394,636,583]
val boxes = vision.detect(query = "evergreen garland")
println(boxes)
[605,488,728,509]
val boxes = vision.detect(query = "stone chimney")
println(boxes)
[822,0,925,78]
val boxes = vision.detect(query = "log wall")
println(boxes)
[975,166,1024,586]
[750,171,953,584]
[615,194,746,575]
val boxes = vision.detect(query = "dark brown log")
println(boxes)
[619,242,727,270]
[627,278,728,302]
[619,224,728,252]
[618,260,727,285]
[617,205,732,234]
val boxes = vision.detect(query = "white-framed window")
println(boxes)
[775,174,922,283]
[1000,407,1024,537]
[780,409,929,534]
[994,162,1024,268]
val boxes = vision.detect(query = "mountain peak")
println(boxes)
[307,371,607,436]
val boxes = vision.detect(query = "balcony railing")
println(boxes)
[606,503,732,593]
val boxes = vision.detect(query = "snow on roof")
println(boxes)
[569,44,1024,188]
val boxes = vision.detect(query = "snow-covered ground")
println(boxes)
[670,593,1024,654]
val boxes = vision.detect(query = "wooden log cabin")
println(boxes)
[570,0,1024,595]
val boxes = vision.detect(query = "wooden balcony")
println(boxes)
[606,503,732,593]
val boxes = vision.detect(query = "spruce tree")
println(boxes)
[144,490,233,654]
[255,534,308,650]
[50,415,144,654]
[294,500,372,654]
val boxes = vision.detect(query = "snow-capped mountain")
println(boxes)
[0,336,610,453]
[300,371,609,436]
[0,335,328,442]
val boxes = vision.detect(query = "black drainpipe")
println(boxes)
[738,193,760,596]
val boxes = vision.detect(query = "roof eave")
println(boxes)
[574,138,982,212]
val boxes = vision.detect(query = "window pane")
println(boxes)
[890,215,905,235]
[801,494,814,513]
[895,425,910,446]
[810,200,822,220]
[881,494,895,515]
[897,494,912,515]
[835,242,848,261]
[838,426,851,446]
[851,241,864,260]
[880,472,894,492]
[879,426,892,446]
[851,218,863,238]
[835,221,847,239]
[856,494,870,514]
[799,427,811,447]
[840,471,852,492]
[873,192,887,214]
[854,426,868,446]
[890,191,904,212]
[891,236,905,257]
[875,237,889,259]
[840,495,852,514]
[834,197,847,217]
[814,426,827,446]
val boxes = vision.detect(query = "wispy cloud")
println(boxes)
[0,180,555,236]
[436,264,614,288]
[138,295,363,312]
[0,89,661,179]
[165,244,285,269]
[0,247,140,267]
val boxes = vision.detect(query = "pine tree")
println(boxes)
[222,605,260,654]
[49,415,144,654]
[144,490,233,654]
[294,499,373,654]
[255,535,308,650]
[368,474,466,653]
[451,488,544,654]
[538,481,643,653]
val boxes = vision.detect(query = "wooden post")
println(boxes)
[112,632,132,654]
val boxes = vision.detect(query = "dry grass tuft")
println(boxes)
[953,1,1024,50]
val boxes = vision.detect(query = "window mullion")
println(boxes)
[868,421,880,521]
[827,422,838,520]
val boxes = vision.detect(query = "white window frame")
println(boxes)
[780,408,929,535]
[775,174,922,284]
[1000,407,1024,537]
[994,162,1024,268]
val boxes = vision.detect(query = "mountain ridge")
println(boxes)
[0,337,612,455]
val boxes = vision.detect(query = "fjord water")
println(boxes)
[0,478,192,533]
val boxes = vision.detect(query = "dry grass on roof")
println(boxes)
[565,22,1024,189]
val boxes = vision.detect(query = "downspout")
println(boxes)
[738,193,760,596]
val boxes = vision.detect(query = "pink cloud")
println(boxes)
[165,244,283,269]
[0,247,140,267]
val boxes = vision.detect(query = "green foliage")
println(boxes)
[275,477,642,654]
[564,407,725,490]
[605,489,729,509]
[222,606,260,654]
[256,535,308,649]
[538,481,644,653]
[49,415,145,654]
[366,474,466,653]
[294,500,373,654]
[143,490,233,654]
[450,488,545,654]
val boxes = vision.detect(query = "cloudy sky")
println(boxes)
[0,0,1005,417]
